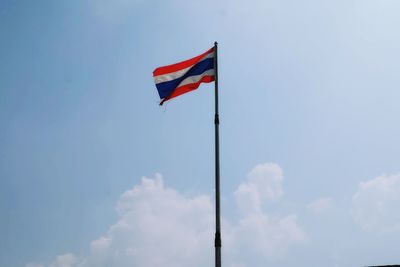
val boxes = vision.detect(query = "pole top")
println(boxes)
[214,41,218,46]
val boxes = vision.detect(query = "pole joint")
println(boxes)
[214,232,222,248]
[214,114,219,125]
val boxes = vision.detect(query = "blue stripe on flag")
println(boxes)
[156,58,214,99]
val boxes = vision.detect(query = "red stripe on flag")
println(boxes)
[159,76,215,105]
[153,48,214,76]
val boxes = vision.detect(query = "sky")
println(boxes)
[1,0,400,266]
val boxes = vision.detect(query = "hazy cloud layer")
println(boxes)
[307,197,333,214]
[26,163,305,267]
[91,0,145,22]
[25,263,44,267]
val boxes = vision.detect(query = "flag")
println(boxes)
[153,47,215,105]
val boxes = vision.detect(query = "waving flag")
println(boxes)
[153,47,215,105]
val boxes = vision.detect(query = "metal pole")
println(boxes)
[213,41,222,267]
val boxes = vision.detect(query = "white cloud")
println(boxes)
[82,173,214,267]
[352,173,400,232]
[29,163,305,267]
[235,163,284,214]
[232,213,305,259]
[307,197,333,214]
[232,163,305,259]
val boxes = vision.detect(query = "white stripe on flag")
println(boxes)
[177,69,215,88]
[153,52,214,84]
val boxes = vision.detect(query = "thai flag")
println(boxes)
[153,47,215,105]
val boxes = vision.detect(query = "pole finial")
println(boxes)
[214,41,218,46]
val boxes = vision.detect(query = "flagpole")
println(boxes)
[213,41,222,267]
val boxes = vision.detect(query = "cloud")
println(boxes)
[235,163,284,214]
[28,163,305,267]
[232,213,305,259]
[352,173,400,232]
[83,173,214,267]
[307,197,333,214]
[232,163,305,260]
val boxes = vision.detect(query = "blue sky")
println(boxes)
[1,0,400,266]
